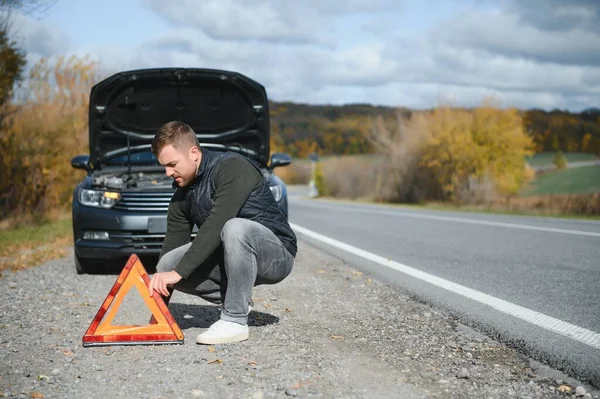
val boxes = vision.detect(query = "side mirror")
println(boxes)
[269,152,292,169]
[71,154,90,171]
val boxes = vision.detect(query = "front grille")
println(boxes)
[109,232,166,248]
[113,191,174,212]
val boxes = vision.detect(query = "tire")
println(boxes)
[74,250,104,274]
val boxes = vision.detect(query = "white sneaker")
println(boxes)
[196,319,249,345]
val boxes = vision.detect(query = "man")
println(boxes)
[148,120,297,345]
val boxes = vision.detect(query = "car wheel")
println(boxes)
[74,250,104,274]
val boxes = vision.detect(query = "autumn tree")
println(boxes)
[418,106,478,202]
[0,28,25,112]
[419,99,535,203]
[554,151,567,170]
[0,55,102,221]
[368,98,535,204]
[0,1,28,114]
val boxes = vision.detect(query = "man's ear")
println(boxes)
[189,145,201,163]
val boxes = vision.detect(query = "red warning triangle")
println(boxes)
[82,254,184,347]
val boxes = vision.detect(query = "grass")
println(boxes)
[292,152,598,168]
[291,153,384,164]
[412,201,600,220]
[315,196,600,221]
[521,165,600,196]
[0,213,73,275]
[284,151,600,218]
[525,152,599,167]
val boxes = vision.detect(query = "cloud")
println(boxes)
[508,0,600,34]
[111,28,399,94]
[376,2,600,110]
[4,0,598,111]
[435,7,600,67]
[140,0,329,46]
[387,34,600,95]
[140,0,402,46]
[3,11,70,58]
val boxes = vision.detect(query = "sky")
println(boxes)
[6,0,600,112]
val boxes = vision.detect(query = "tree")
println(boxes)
[471,100,536,201]
[366,110,430,203]
[553,151,567,170]
[0,55,101,221]
[0,27,25,111]
[1,0,56,21]
[416,98,535,203]
[0,0,56,111]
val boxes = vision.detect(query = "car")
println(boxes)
[70,67,292,274]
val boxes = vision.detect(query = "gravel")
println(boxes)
[1,241,599,398]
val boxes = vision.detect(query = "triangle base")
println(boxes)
[83,337,184,347]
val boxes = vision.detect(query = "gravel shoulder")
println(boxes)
[1,241,598,398]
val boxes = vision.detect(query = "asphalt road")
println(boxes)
[287,186,600,387]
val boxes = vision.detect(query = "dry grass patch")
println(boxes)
[274,161,312,185]
[0,213,72,275]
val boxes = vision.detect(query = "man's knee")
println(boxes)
[220,218,254,245]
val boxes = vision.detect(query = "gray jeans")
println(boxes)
[156,218,295,325]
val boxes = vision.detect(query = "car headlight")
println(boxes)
[269,185,283,202]
[79,189,121,208]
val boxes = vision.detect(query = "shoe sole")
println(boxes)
[196,331,249,345]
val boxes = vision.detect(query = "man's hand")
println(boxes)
[148,271,182,297]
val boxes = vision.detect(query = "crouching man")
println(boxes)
[147,121,297,345]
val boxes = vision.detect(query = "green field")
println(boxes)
[525,152,599,167]
[521,165,600,196]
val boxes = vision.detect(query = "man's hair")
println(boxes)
[151,121,201,156]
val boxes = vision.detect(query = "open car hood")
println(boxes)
[88,68,271,167]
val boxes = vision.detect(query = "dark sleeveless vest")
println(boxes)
[185,148,297,257]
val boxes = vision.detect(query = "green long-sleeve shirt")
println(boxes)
[158,155,262,279]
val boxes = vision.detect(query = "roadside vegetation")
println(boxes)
[0,56,101,224]
[0,211,72,274]
[274,104,600,217]
[0,56,100,272]
[1,0,599,272]
[0,1,101,270]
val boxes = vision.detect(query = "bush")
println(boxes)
[554,151,568,170]
[365,97,535,204]
[274,161,311,185]
[0,55,102,222]
[365,111,430,203]
[496,193,600,216]
[313,161,328,197]
[320,156,381,200]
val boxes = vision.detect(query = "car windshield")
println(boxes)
[104,150,159,166]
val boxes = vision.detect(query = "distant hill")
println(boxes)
[268,102,403,157]
[267,101,600,158]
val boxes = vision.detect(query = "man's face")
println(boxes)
[157,144,201,187]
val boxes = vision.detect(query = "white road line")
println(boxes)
[290,222,600,350]
[294,201,600,238]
